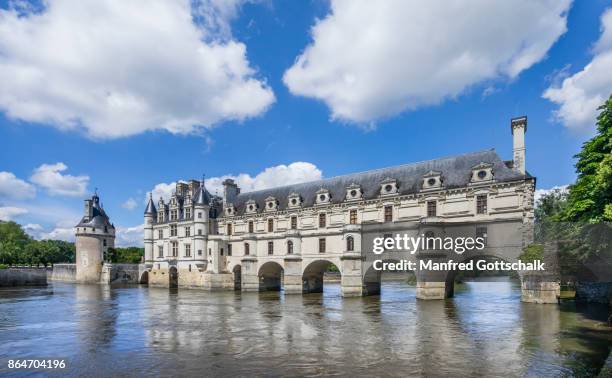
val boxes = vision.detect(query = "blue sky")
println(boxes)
[0,0,611,245]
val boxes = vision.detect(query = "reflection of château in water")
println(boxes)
[142,116,555,302]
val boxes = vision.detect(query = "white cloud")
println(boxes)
[0,206,28,221]
[30,162,89,197]
[149,162,323,202]
[534,185,569,205]
[0,171,36,199]
[0,0,274,139]
[116,224,144,247]
[284,0,571,125]
[543,8,612,133]
[122,198,138,211]
[39,226,75,242]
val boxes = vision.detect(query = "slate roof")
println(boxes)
[76,194,114,229]
[231,149,531,215]
[144,194,157,215]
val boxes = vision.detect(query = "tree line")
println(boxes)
[520,94,612,281]
[0,221,143,268]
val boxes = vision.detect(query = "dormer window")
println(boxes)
[316,188,330,204]
[265,196,278,211]
[471,162,494,183]
[245,199,257,214]
[421,171,442,190]
[225,205,235,217]
[380,178,398,196]
[288,192,302,208]
[346,183,362,201]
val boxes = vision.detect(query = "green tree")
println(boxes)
[107,247,143,264]
[562,94,612,223]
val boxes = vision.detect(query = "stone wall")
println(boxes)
[576,282,612,305]
[0,268,48,287]
[100,263,140,284]
[49,264,77,282]
[521,274,560,304]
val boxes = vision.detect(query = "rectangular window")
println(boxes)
[268,219,274,232]
[158,213,164,223]
[244,243,250,256]
[158,229,163,239]
[198,212,202,219]
[170,224,177,237]
[227,244,232,256]
[349,209,357,225]
[268,241,274,255]
[476,195,488,214]
[103,239,107,247]
[384,206,393,222]
[185,208,191,219]
[319,238,326,253]
[185,244,191,257]
[476,227,488,246]
[198,229,202,236]
[170,209,177,221]
[171,242,178,257]
[427,201,437,217]
[220,248,224,256]
[291,216,297,230]
[227,223,232,236]
[248,221,254,233]
[158,245,163,258]
[185,227,191,237]
[198,249,202,256]
[319,213,326,228]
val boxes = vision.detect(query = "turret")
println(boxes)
[75,191,115,283]
[144,192,156,264]
[511,116,527,174]
[193,178,210,269]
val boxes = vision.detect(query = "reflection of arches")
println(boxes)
[139,270,149,284]
[233,265,242,291]
[169,266,178,288]
[258,262,284,292]
[302,260,340,294]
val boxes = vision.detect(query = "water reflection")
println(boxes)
[0,278,610,377]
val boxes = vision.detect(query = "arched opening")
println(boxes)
[139,270,149,285]
[258,262,284,292]
[233,265,242,291]
[168,266,178,288]
[302,260,341,294]
[444,255,516,299]
[363,259,416,296]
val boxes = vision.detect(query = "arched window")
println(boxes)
[319,213,326,228]
[346,236,354,251]
[244,243,250,256]
[287,240,293,254]
[268,219,274,232]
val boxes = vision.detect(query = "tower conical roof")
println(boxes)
[144,193,157,215]
[193,180,211,206]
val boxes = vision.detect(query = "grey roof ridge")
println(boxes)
[235,148,498,197]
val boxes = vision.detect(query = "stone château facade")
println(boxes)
[143,116,538,299]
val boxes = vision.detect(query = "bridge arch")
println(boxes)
[362,258,416,296]
[258,261,284,292]
[168,266,178,288]
[442,252,518,298]
[232,264,242,291]
[302,259,341,294]
[139,270,149,284]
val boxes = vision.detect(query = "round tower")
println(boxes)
[193,179,210,270]
[144,192,156,265]
[75,192,115,283]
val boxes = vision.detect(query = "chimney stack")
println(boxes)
[511,116,527,174]
[222,179,240,205]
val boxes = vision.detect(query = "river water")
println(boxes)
[0,278,610,377]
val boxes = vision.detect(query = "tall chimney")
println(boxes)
[222,179,240,205]
[511,116,527,174]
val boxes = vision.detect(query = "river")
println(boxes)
[0,277,610,377]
